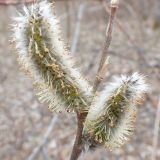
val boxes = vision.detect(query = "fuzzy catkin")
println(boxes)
[84,72,148,150]
[13,1,93,112]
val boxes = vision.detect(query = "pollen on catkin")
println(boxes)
[12,1,93,112]
[84,72,148,150]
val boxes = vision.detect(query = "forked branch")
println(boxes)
[69,1,119,160]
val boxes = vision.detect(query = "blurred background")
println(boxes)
[0,0,160,159]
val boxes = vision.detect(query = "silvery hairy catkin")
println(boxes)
[84,72,148,150]
[12,1,93,112]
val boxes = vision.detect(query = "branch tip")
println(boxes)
[111,0,119,7]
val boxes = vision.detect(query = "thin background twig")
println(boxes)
[71,1,87,54]
[152,96,160,160]
[27,116,58,160]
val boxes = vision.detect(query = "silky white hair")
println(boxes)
[12,1,93,112]
[85,72,148,150]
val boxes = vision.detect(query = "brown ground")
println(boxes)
[0,0,160,160]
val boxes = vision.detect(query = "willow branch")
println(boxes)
[70,1,119,160]
[93,0,119,92]
[69,1,88,159]
[69,112,87,160]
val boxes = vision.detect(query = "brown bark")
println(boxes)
[93,2,118,92]
[69,112,86,160]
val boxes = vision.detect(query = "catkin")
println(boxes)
[13,1,93,112]
[85,73,148,150]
